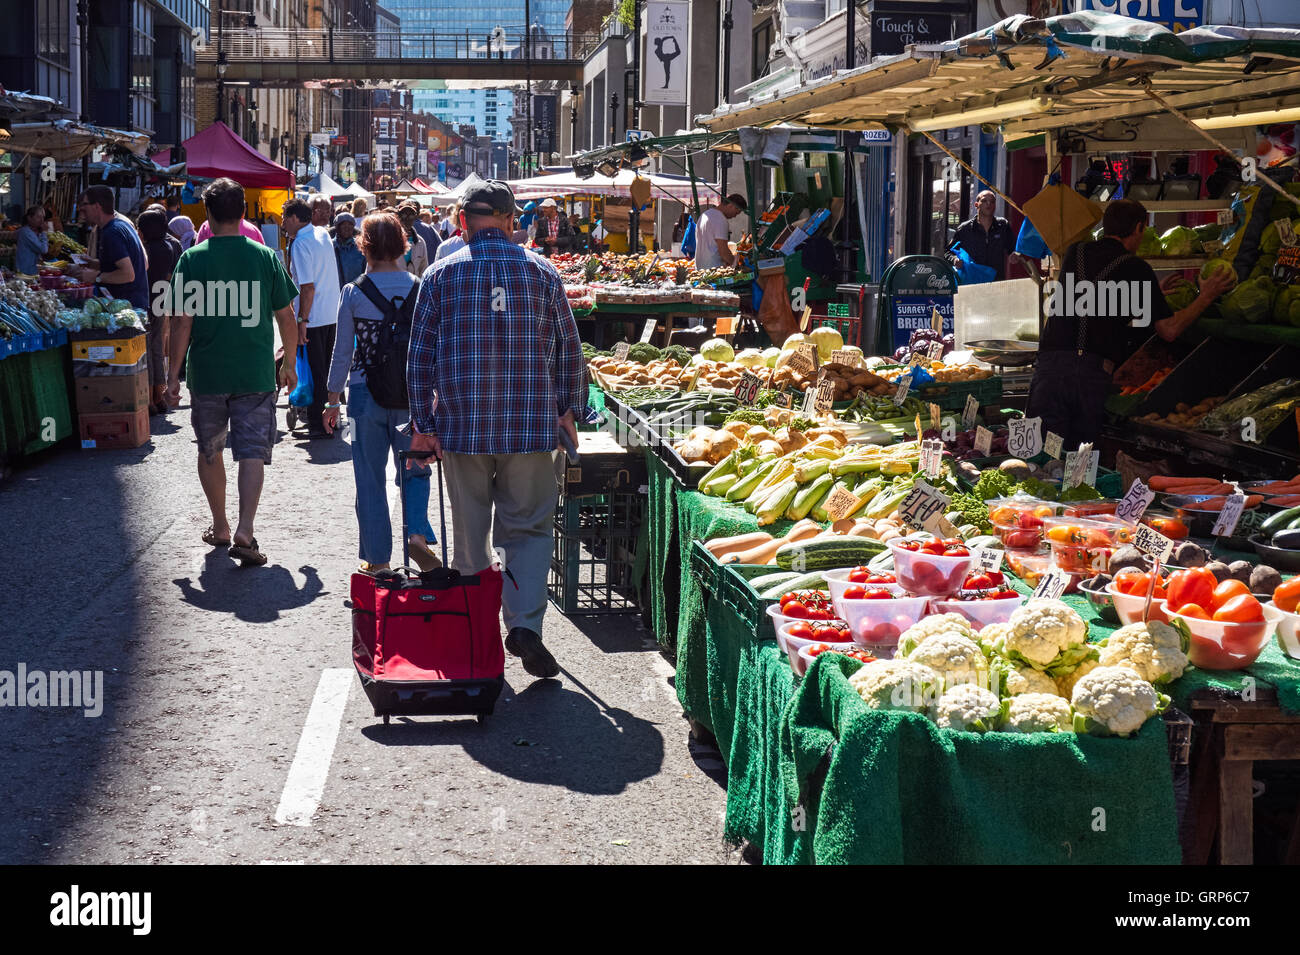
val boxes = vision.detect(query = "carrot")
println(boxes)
[1246,495,1265,507]
[1150,475,1223,491]
[1265,494,1300,506]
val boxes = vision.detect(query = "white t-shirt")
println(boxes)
[434,234,467,262]
[694,207,729,269]
[290,224,341,327]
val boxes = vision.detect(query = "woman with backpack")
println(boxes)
[322,211,439,573]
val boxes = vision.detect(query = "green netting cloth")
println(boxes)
[779,654,1182,864]
[0,347,74,463]
[643,454,682,648]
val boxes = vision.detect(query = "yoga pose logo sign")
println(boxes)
[643,1,688,106]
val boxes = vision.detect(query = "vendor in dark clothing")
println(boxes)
[1026,199,1234,450]
[946,190,1015,280]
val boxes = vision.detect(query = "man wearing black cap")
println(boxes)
[694,193,748,269]
[406,180,587,680]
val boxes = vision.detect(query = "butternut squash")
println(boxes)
[703,531,773,559]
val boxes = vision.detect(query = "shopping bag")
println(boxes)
[1015,218,1051,259]
[680,215,696,257]
[951,244,997,285]
[1022,183,1103,259]
[289,344,314,407]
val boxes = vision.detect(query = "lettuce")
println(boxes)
[1218,275,1276,323]
[1164,277,1198,312]
[1200,258,1238,286]
[1272,285,1300,327]
[1137,226,1162,257]
[1158,225,1199,257]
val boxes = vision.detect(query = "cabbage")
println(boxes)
[808,325,844,361]
[1164,277,1198,312]
[699,337,735,363]
[1137,227,1162,257]
[1218,275,1276,323]
[780,332,807,352]
[733,347,765,368]
[107,299,134,314]
[1249,256,1276,281]
[1272,285,1300,327]
[762,346,782,368]
[1200,258,1238,286]
[1158,225,1199,257]
[83,298,104,316]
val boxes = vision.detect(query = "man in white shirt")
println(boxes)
[281,198,342,438]
[692,193,748,269]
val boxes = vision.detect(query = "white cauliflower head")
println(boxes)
[1097,620,1189,685]
[930,684,1002,732]
[897,613,975,658]
[978,622,1011,658]
[905,633,989,689]
[1055,657,1100,699]
[1005,599,1090,669]
[849,659,941,713]
[1002,692,1073,733]
[1071,665,1164,737]
[1003,664,1062,697]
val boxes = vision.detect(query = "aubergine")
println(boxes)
[1271,528,1300,550]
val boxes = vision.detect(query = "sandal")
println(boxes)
[408,537,443,572]
[202,526,232,547]
[229,538,267,567]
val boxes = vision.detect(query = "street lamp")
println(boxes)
[570,82,580,156]
[609,92,619,146]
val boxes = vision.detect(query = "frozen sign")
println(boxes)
[1069,0,1203,32]
[643,2,689,107]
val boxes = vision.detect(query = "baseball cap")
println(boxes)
[523,200,537,211]
[333,212,355,226]
[461,180,517,217]
[539,198,558,209]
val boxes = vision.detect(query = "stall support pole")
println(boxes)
[686,151,702,219]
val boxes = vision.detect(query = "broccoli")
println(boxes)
[950,492,992,532]
[1058,482,1103,502]
[723,408,766,425]
[1013,477,1059,501]
[789,416,815,432]
[627,342,662,363]
[662,344,693,366]
[971,469,1014,501]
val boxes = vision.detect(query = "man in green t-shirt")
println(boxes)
[165,178,299,567]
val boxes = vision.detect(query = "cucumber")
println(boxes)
[773,536,888,571]
[759,571,827,600]
[1260,504,1300,534]
[747,571,799,592]
[966,535,1004,550]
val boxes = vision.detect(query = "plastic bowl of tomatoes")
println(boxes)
[796,643,878,674]
[778,620,855,675]
[886,537,976,597]
[824,567,904,603]
[930,570,1023,630]
[988,497,1062,549]
[1271,579,1300,660]
[1106,570,1171,625]
[766,590,836,640]
[832,590,932,649]
[1167,603,1284,670]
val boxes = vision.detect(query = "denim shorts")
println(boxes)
[191,391,278,463]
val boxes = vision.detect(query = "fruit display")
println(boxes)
[875,361,995,384]
[1134,395,1226,430]
[770,359,893,399]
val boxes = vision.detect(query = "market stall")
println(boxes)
[168,121,294,231]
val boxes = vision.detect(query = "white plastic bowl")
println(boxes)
[777,621,855,676]
[1267,601,1300,660]
[1105,580,1170,626]
[930,593,1025,631]
[796,643,878,673]
[831,593,931,649]
[824,567,905,604]
[1167,605,1284,671]
[886,539,974,597]
[765,596,834,643]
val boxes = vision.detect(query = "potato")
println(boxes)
[757,439,784,457]
[706,431,741,463]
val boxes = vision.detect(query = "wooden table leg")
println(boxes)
[1218,758,1254,865]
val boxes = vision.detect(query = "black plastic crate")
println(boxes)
[548,491,646,615]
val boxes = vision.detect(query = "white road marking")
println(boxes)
[274,668,352,826]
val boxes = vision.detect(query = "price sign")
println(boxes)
[1062,447,1099,490]
[640,318,657,343]
[613,341,631,360]
[928,403,942,430]
[1114,479,1155,524]
[786,349,816,378]
[926,340,945,362]
[827,303,851,318]
[892,373,912,406]
[1211,492,1247,538]
[684,364,703,392]
[813,375,837,414]
[1033,567,1072,601]
[1132,524,1176,563]
[1273,244,1300,286]
[801,383,818,416]
[1007,416,1043,459]
[1216,208,1234,226]
[774,387,795,409]
[974,426,993,457]
[1043,431,1064,461]
[962,393,979,430]
[921,438,945,479]
[822,485,863,522]
[899,479,951,530]
[908,350,928,368]
[796,342,819,368]
[733,371,763,404]
[972,547,1004,573]
[931,308,944,334]
[1279,217,1297,248]
[830,349,862,368]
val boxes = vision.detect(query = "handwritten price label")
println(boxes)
[972,547,1004,572]
[1043,431,1064,460]
[1133,524,1175,563]
[1062,447,1099,490]
[822,485,862,522]
[786,350,816,377]
[962,393,979,430]
[796,342,820,368]
[801,383,819,416]
[813,375,837,414]
[899,479,951,530]
[1114,478,1155,524]
[613,342,631,360]
[928,403,942,430]
[926,340,945,362]
[733,371,763,404]
[1007,416,1043,459]
[1033,567,1072,601]
[921,438,945,479]
[974,426,993,457]
[830,349,861,368]
[1211,492,1247,538]
[893,373,912,407]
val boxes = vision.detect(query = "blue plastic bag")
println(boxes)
[681,215,697,257]
[1015,218,1051,259]
[289,344,314,407]
[951,244,997,285]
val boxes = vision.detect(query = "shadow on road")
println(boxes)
[359,674,664,795]
[172,551,327,622]
[565,615,653,655]
[299,434,352,466]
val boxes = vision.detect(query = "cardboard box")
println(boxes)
[75,371,150,415]
[78,408,150,450]
[70,328,147,371]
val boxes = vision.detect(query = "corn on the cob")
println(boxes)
[793,457,830,484]
[786,473,834,522]
[726,458,776,502]
[757,479,800,526]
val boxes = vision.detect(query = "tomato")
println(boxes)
[1175,603,1211,619]
[1146,516,1189,540]
[782,601,809,618]
[1187,631,1250,670]
[861,588,894,600]
[985,570,1005,586]
[813,626,844,642]
[1275,578,1300,614]
[896,540,921,552]
[992,589,1020,600]
[847,568,869,584]
[1210,579,1251,611]
[964,572,994,590]
[921,541,945,555]
[805,607,832,621]
[1212,593,1265,624]
[865,573,896,585]
[943,546,970,557]
[786,622,814,640]
[1166,567,1216,615]
[843,585,867,600]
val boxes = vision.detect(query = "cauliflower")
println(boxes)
[1071,666,1165,737]
[1005,599,1093,675]
[1055,657,1100,699]
[930,684,1002,732]
[849,659,941,713]
[896,613,975,658]
[977,622,1010,658]
[1002,663,1062,697]
[905,633,989,688]
[1097,620,1189,686]
[1002,692,1073,733]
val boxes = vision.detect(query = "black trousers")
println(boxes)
[304,322,337,432]
[1025,349,1113,452]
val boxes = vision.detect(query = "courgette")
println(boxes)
[759,571,828,600]
[1261,504,1300,534]
[747,571,800,591]
[773,536,888,571]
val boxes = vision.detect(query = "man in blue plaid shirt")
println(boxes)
[407,180,587,679]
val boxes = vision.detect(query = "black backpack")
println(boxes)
[354,275,417,410]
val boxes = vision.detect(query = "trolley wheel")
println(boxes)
[286,406,299,431]
[382,713,390,725]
